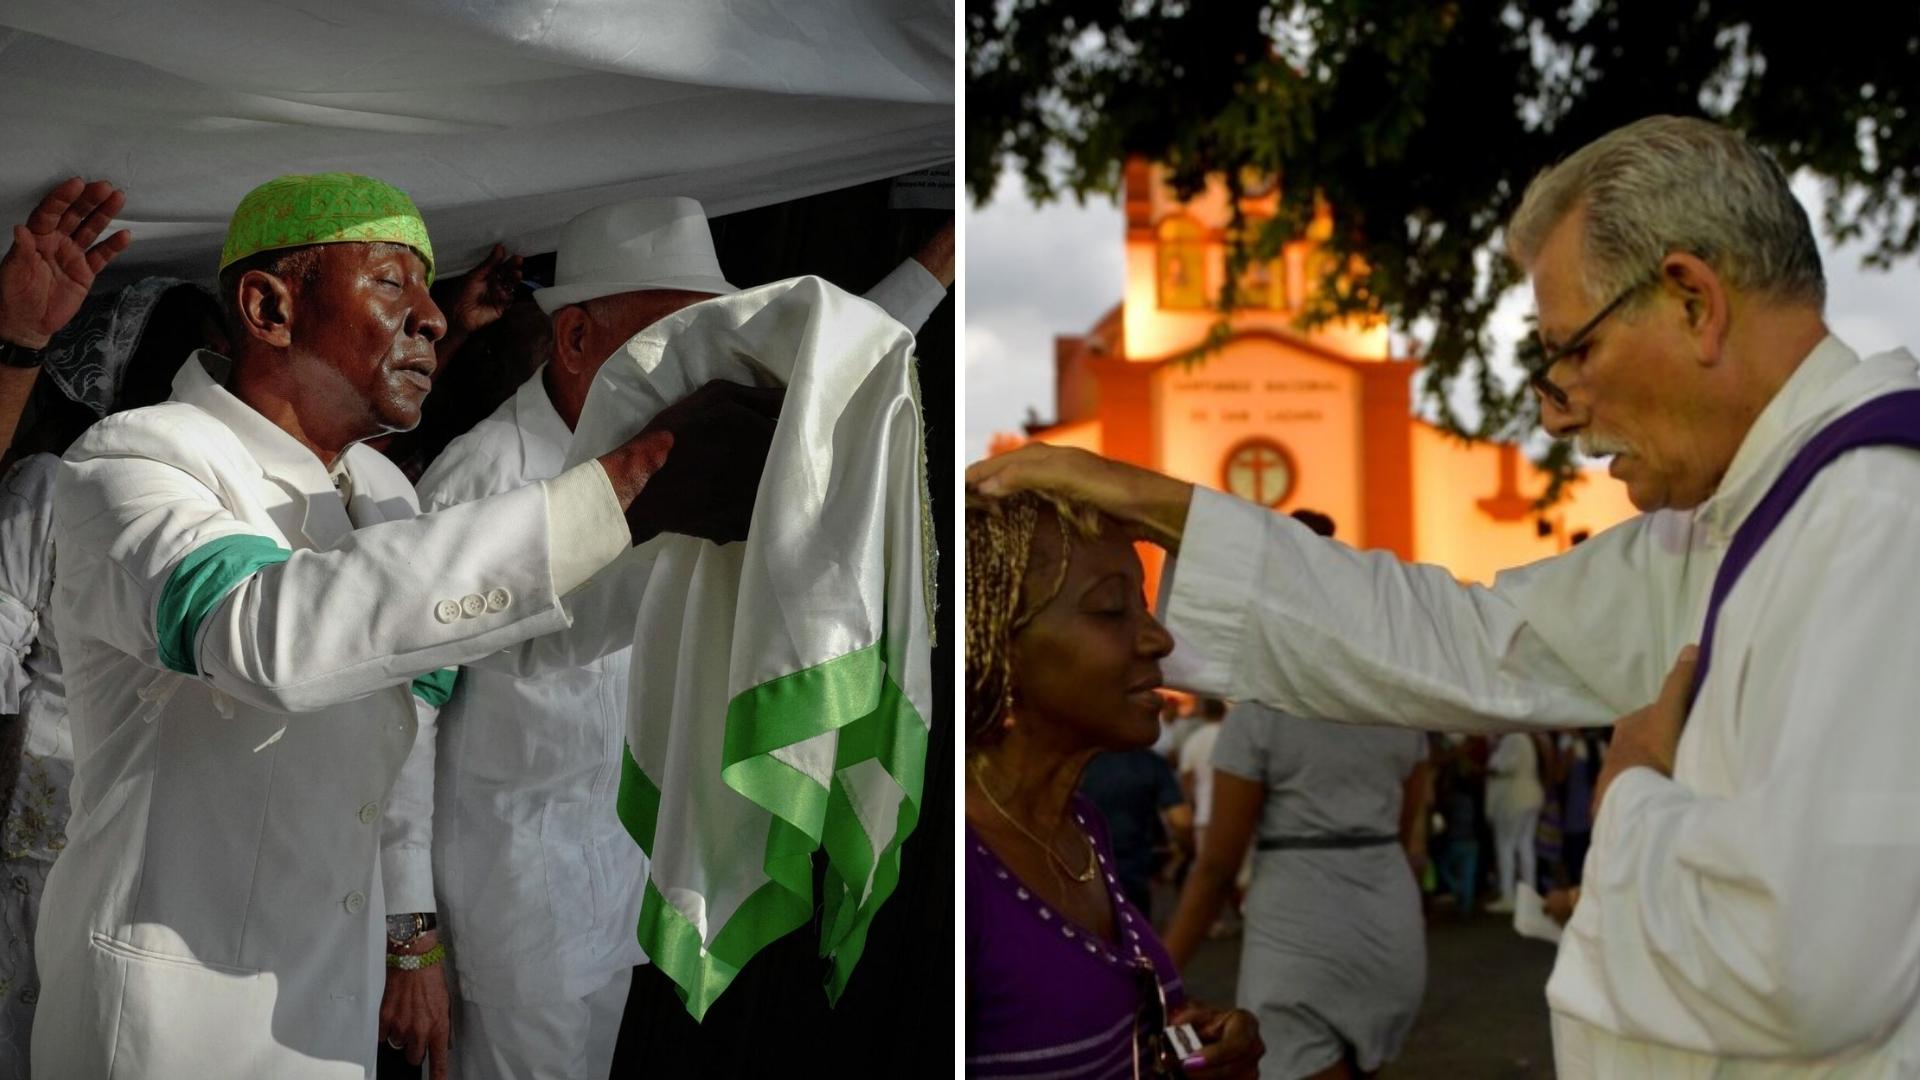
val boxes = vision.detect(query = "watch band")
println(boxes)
[0,339,43,369]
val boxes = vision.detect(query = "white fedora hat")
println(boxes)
[535,196,738,313]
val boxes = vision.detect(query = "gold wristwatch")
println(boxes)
[386,912,437,950]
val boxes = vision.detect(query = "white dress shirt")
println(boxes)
[1161,337,1920,1076]
[401,371,647,1004]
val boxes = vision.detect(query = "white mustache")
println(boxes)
[1577,434,1633,459]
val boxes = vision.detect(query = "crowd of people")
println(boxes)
[966,113,1920,1079]
[0,172,951,1078]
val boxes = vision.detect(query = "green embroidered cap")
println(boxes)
[219,172,435,283]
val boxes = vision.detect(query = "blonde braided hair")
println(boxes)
[965,490,1104,747]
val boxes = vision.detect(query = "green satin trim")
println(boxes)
[819,670,927,998]
[616,639,927,1020]
[409,667,459,707]
[617,744,660,857]
[155,534,292,675]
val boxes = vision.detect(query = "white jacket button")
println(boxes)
[460,594,486,618]
[358,802,379,825]
[485,587,510,613]
[434,599,461,624]
[343,891,366,914]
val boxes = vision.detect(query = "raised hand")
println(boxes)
[447,243,523,338]
[913,216,955,288]
[0,178,133,349]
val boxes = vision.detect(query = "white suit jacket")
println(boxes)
[1161,337,1920,1077]
[32,351,629,1079]
[388,259,947,1005]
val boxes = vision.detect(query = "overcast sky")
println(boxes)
[963,171,1920,462]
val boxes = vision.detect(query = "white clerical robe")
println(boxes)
[1161,336,1920,1076]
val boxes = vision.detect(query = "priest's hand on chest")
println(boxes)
[1593,645,1698,820]
[599,379,784,546]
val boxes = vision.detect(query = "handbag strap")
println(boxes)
[1688,389,1920,714]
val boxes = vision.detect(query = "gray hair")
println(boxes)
[1507,116,1824,310]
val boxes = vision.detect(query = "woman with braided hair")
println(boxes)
[965,490,1263,1080]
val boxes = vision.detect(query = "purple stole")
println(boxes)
[1688,389,1920,713]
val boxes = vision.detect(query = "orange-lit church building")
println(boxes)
[991,161,1639,586]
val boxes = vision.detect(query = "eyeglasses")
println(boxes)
[1131,956,1178,1080]
[1526,274,1656,411]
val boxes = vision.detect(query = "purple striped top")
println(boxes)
[966,795,1187,1079]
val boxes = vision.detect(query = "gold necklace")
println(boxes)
[971,757,1098,883]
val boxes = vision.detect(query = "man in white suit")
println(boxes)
[28,172,776,1079]
[378,196,949,1079]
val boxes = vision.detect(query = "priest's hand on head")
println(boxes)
[599,379,783,546]
[0,178,133,350]
[1592,645,1697,820]
[967,443,1195,551]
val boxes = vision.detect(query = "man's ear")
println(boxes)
[1660,251,1729,366]
[550,304,592,375]
[236,269,296,350]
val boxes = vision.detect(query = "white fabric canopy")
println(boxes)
[0,0,952,283]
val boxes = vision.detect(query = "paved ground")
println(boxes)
[1177,905,1560,1078]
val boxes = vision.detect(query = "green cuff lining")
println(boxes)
[156,534,292,676]
[409,667,459,707]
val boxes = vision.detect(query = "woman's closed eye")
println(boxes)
[1081,576,1132,617]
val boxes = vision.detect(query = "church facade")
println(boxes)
[998,161,1638,586]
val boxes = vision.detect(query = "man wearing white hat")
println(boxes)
[378,194,949,1080]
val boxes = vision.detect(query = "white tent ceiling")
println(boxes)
[0,0,953,285]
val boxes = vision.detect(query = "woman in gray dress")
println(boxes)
[1164,702,1430,1079]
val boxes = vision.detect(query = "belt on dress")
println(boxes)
[1255,832,1399,851]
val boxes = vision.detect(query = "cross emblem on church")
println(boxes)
[1223,439,1294,507]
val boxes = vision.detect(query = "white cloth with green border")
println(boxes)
[566,275,934,1020]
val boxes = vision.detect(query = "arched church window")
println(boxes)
[1220,438,1296,508]
[1234,216,1288,311]
[1156,217,1206,310]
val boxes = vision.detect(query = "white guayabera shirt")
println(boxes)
[566,277,935,1020]
[1160,337,1920,1077]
